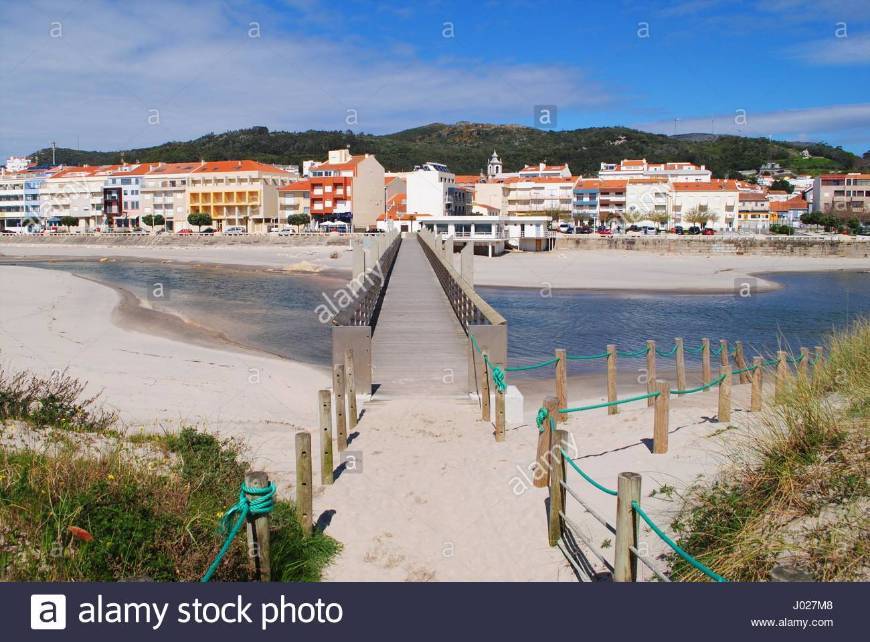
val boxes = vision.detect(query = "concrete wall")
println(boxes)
[0,233,366,247]
[554,236,870,258]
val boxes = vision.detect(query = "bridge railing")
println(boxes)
[417,228,506,330]
[332,230,401,327]
[417,229,508,397]
[330,229,401,395]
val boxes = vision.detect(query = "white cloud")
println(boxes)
[637,103,870,145]
[786,34,870,65]
[0,0,610,157]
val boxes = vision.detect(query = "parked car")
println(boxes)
[687,226,702,235]
[223,226,247,235]
[558,222,574,234]
[596,226,612,236]
[200,228,215,235]
[277,226,296,236]
[702,228,715,236]
[575,225,593,234]
[670,225,684,235]
[177,229,193,235]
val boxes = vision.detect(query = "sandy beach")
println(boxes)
[469,248,870,292]
[1,263,775,581]
[3,242,868,293]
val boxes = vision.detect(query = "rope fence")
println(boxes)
[524,340,827,581]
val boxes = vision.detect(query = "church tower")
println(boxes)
[487,150,502,178]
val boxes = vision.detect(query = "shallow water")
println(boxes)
[11,260,868,372]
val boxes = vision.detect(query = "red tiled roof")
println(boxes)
[770,198,808,212]
[672,180,738,192]
[193,160,290,175]
[278,180,312,192]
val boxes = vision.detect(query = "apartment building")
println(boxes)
[671,180,739,230]
[277,180,311,222]
[102,164,149,228]
[40,165,124,229]
[599,159,711,183]
[140,162,203,231]
[737,191,771,231]
[185,160,294,233]
[625,178,671,223]
[0,167,58,231]
[502,176,574,217]
[402,162,470,218]
[307,149,385,230]
[811,173,870,218]
[572,178,599,223]
[597,180,627,222]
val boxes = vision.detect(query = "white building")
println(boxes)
[599,159,711,183]
[402,162,470,217]
[502,177,574,217]
[671,180,739,230]
[624,178,671,223]
[4,156,31,172]
[419,215,553,256]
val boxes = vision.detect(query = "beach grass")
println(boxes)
[0,371,338,581]
[670,319,869,581]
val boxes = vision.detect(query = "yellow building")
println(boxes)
[185,160,294,232]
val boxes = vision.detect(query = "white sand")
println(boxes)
[0,264,782,581]
[470,249,870,292]
[0,242,353,273]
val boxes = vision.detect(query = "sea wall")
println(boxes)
[554,236,870,258]
[0,233,353,248]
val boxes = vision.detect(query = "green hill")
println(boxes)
[29,122,862,178]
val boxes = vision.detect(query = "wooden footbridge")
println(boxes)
[331,230,507,401]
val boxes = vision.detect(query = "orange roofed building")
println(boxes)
[306,149,385,231]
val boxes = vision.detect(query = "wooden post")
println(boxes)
[495,385,506,442]
[480,351,491,422]
[344,348,358,430]
[813,345,824,379]
[534,396,557,488]
[295,432,313,536]
[614,472,641,582]
[646,340,656,407]
[318,390,333,485]
[548,429,568,546]
[718,364,731,423]
[555,348,567,422]
[798,347,810,380]
[775,350,788,402]
[734,341,749,384]
[675,337,687,391]
[653,379,669,454]
[751,356,763,412]
[333,364,347,451]
[701,337,711,383]
[244,471,272,581]
[720,339,731,384]
[607,344,618,415]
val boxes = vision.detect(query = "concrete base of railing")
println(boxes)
[470,385,523,425]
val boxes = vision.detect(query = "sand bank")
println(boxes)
[469,248,870,293]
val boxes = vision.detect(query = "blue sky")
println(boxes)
[1,0,868,159]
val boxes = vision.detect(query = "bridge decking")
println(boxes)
[371,236,469,398]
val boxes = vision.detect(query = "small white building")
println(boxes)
[418,215,553,256]
[401,162,470,217]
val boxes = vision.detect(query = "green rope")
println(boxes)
[470,333,482,354]
[485,356,506,393]
[616,346,651,358]
[535,407,550,433]
[787,354,805,364]
[656,345,678,357]
[561,447,617,496]
[670,374,726,395]
[684,345,704,355]
[567,351,610,361]
[201,481,277,583]
[505,357,560,372]
[763,358,780,366]
[559,391,660,414]
[730,364,758,376]
[710,345,723,356]
[631,500,728,582]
